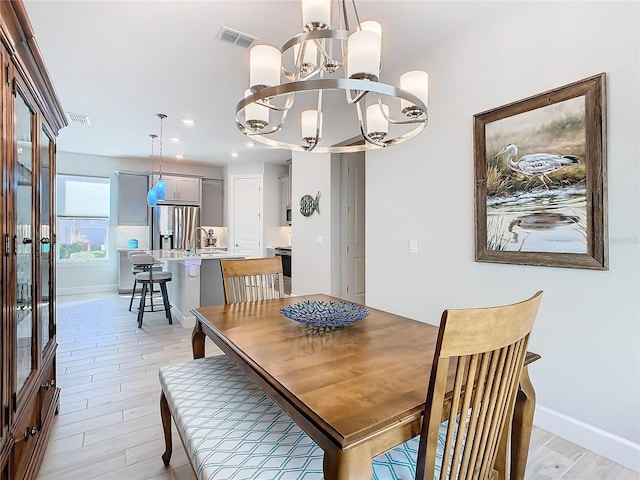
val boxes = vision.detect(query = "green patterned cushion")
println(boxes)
[372,416,463,480]
[159,356,324,480]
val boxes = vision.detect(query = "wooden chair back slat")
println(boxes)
[220,257,285,304]
[414,291,542,480]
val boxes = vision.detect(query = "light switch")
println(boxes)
[409,239,418,254]
[316,236,324,246]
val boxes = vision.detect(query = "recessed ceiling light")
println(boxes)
[181,118,195,126]
[246,141,255,147]
[231,152,239,158]
[170,137,181,143]
[175,154,184,160]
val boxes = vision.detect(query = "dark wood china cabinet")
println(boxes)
[0,2,66,479]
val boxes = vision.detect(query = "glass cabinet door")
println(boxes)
[40,130,53,352]
[14,88,36,399]
[0,43,7,451]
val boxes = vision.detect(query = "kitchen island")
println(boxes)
[149,249,245,327]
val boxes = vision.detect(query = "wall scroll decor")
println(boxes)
[474,73,607,270]
[300,191,320,217]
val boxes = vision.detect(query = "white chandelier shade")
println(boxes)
[366,103,388,140]
[400,70,429,116]
[302,0,331,30]
[301,109,323,144]
[347,21,382,80]
[244,89,269,130]
[347,20,382,80]
[249,45,281,89]
[235,0,429,153]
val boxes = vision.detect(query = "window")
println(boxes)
[57,175,110,261]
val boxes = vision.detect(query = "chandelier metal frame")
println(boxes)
[234,2,429,153]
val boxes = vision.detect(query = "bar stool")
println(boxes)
[130,254,173,328]
[128,251,162,311]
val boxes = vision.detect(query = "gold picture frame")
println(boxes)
[474,73,607,270]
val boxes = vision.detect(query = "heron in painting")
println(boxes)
[495,143,580,189]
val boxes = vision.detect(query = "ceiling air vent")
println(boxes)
[217,26,257,49]
[66,112,91,126]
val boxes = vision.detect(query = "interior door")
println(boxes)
[231,175,262,257]
[341,152,366,303]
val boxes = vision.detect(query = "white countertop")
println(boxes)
[148,249,244,261]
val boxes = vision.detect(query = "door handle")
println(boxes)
[22,238,32,244]
[41,237,50,244]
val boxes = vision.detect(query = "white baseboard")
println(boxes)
[169,302,195,329]
[56,284,117,297]
[535,404,640,472]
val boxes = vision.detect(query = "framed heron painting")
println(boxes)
[473,73,607,270]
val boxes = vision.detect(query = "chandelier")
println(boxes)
[235,0,429,153]
[146,113,167,207]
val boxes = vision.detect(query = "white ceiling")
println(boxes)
[22,1,510,167]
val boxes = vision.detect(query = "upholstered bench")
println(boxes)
[159,355,325,479]
[159,355,453,480]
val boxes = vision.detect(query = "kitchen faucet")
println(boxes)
[190,227,209,252]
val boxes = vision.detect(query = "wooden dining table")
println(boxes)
[191,294,540,480]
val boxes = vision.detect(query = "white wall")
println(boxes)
[56,152,222,294]
[363,1,638,470]
[291,151,339,295]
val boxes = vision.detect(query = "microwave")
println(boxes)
[286,207,292,225]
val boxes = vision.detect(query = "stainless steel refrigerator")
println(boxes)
[151,205,200,250]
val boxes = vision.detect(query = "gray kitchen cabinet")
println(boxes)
[202,179,224,226]
[117,172,149,225]
[118,249,144,293]
[153,174,201,203]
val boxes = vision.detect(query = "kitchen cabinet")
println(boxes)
[153,174,201,204]
[117,250,145,293]
[0,3,65,478]
[117,172,148,225]
[279,174,290,226]
[201,179,224,226]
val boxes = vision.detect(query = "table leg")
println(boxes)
[192,320,205,359]
[322,444,372,480]
[511,365,536,480]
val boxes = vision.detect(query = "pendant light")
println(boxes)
[155,113,167,200]
[146,134,158,207]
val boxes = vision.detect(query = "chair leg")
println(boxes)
[149,278,155,311]
[160,391,173,465]
[137,282,147,328]
[160,282,172,324]
[128,278,137,311]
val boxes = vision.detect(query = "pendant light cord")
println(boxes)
[149,134,157,178]
[158,113,166,179]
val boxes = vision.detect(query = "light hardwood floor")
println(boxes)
[35,293,638,480]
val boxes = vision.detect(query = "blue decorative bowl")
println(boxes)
[280,300,370,331]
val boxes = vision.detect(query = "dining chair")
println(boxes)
[372,290,543,480]
[220,257,285,304]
